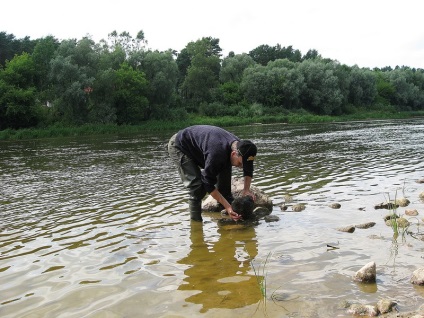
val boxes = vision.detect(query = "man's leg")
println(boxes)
[168,135,206,221]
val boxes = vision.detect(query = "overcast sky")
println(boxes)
[3,0,424,69]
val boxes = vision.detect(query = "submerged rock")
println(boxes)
[264,215,280,222]
[375,202,399,210]
[405,209,419,216]
[411,268,424,285]
[292,203,306,212]
[337,226,355,233]
[279,204,288,211]
[395,198,410,207]
[384,213,400,221]
[202,177,273,212]
[231,196,255,220]
[353,261,376,283]
[347,304,378,316]
[377,299,397,314]
[253,206,271,218]
[385,217,410,228]
[355,222,376,229]
[329,203,341,209]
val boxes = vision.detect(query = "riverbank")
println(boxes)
[1,110,423,141]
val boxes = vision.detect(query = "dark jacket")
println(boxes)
[175,125,247,193]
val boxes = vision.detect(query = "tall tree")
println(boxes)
[0,53,39,129]
[139,50,179,118]
[180,37,222,107]
[114,63,149,124]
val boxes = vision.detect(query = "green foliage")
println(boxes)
[139,50,179,112]
[0,53,40,128]
[249,44,302,65]
[114,63,149,124]
[297,59,344,115]
[1,30,424,131]
[220,53,256,83]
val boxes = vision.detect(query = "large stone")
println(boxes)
[353,261,376,283]
[377,299,397,314]
[347,304,378,316]
[231,196,254,220]
[202,177,273,212]
[411,268,424,285]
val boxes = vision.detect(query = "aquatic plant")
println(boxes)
[384,191,409,238]
[246,250,273,316]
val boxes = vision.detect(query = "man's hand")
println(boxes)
[227,208,242,221]
[243,189,256,201]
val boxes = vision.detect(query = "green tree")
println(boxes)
[297,59,343,115]
[32,36,60,102]
[347,66,377,106]
[87,68,117,124]
[48,38,99,124]
[240,59,304,110]
[220,53,256,83]
[249,44,302,66]
[180,37,222,108]
[139,50,179,118]
[114,63,149,124]
[0,53,39,129]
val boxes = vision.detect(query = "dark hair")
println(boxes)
[231,196,255,220]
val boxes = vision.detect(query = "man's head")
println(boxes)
[236,140,257,174]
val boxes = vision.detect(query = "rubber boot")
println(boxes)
[189,200,203,222]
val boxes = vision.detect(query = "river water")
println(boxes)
[1,119,424,317]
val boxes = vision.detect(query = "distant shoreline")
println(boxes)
[1,111,423,141]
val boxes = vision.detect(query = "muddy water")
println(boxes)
[1,119,424,318]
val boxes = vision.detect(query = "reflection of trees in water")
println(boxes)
[177,221,262,313]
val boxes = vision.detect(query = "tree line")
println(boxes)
[1,30,424,130]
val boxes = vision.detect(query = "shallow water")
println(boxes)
[1,119,424,317]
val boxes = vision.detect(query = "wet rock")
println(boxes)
[411,268,424,285]
[292,203,305,212]
[384,213,400,221]
[279,204,288,211]
[405,209,419,216]
[337,226,355,233]
[338,300,351,309]
[385,217,410,228]
[377,299,397,314]
[416,179,424,184]
[419,192,424,200]
[347,304,379,316]
[284,194,293,203]
[353,261,376,283]
[395,198,410,207]
[202,177,273,212]
[253,206,271,218]
[355,222,376,229]
[217,218,259,227]
[329,203,341,209]
[375,202,399,210]
[264,215,280,222]
[397,218,410,228]
[231,196,255,220]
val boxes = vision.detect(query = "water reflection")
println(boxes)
[177,221,262,313]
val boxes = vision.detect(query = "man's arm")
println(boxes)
[210,188,241,221]
[242,176,256,200]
